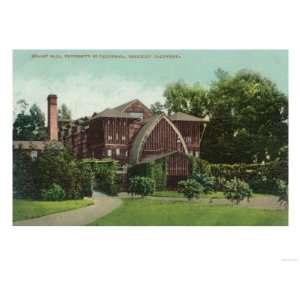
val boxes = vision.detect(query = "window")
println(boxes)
[125,150,128,157]
[116,133,119,141]
[116,148,120,156]
[186,136,192,144]
[31,150,38,160]
[128,112,143,119]
[122,135,126,141]
[108,135,112,141]
[195,151,199,158]
[107,149,112,156]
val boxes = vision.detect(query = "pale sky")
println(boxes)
[13,50,288,120]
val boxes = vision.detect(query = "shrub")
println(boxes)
[224,177,252,205]
[276,179,288,207]
[128,176,156,197]
[193,173,216,193]
[128,158,167,191]
[41,183,65,201]
[209,160,288,194]
[33,143,83,199]
[178,179,203,201]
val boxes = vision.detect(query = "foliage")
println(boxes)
[193,173,216,193]
[41,183,65,201]
[13,101,47,141]
[224,177,252,205]
[80,159,119,196]
[33,143,83,199]
[209,160,288,193]
[13,150,36,198]
[150,101,165,115]
[58,103,72,120]
[276,179,288,206]
[178,179,203,201]
[190,157,212,176]
[128,158,167,191]
[164,81,209,117]
[128,176,156,197]
[163,70,288,164]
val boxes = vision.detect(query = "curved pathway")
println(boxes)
[14,191,122,226]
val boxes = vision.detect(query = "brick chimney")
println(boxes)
[47,94,58,140]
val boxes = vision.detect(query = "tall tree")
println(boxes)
[13,102,47,141]
[202,70,288,163]
[58,103,72,121]
[164,81,209,117]
[163,70,288,163]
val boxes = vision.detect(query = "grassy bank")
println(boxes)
[13,199,94,222]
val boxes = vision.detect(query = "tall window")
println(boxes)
[116,148,120,156]
[107,149,112,156]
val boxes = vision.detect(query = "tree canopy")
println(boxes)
[163,70,288,163]
[13,101,47,141]
[58,103,72,121]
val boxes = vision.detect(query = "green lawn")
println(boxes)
[91,197,288,226]
[13,199,94,222]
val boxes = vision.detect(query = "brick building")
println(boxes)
[14,95,209,187]
[58,96,209,187]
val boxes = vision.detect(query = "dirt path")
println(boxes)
[14,191,122,226]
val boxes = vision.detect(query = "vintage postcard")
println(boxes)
[13,50,288,226]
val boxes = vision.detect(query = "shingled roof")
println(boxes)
[169,112,210,122]
[91,108,139,120]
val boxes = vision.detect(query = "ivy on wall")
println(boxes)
[128,158,167,191]
[79,159,119,195]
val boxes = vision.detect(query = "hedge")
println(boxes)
[79,159,119,196]
[128,158,167,191]
[191,158,288,194]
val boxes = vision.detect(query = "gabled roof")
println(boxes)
[169,112,210,122]
[128,114,188,165]
[91,108,139,120]
[113,99,149,112]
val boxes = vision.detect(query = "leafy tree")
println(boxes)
[58,103,72,120]
[150,101,165,115]
[224,177,252,205]
[202,69,288,163]
[164,81,209,117]
[163,70,288,164]
[178,179,203,201]
[13,102,47,140]
[128,176,155,197]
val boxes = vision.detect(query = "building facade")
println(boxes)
[58,98,209,187]
[14,95,209,188]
